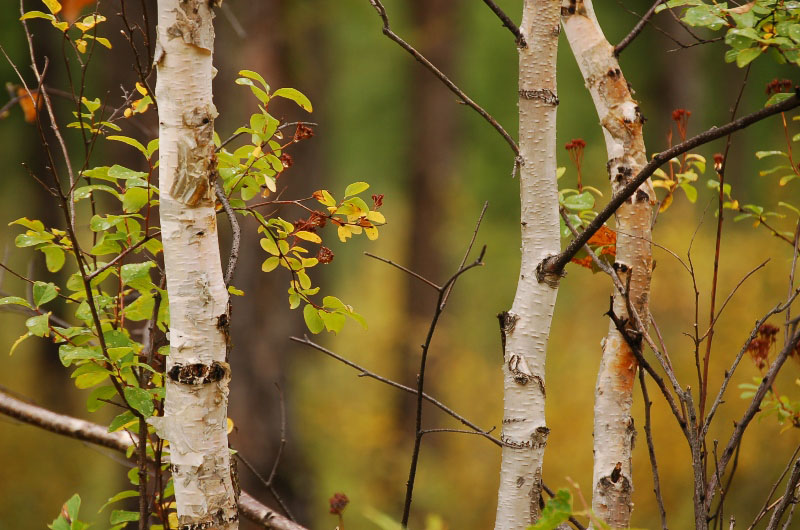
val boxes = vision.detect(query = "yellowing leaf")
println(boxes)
[295,231,321,243]
[344,181,369,197]
[75,39,87,53]
[43,0,62,14]
[364,226,379,240]
[367,210,385,224]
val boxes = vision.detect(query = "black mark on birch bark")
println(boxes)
[519,89,559,106]
[168,360,229,384]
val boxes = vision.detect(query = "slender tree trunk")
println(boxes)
[562,2,653,527]
[151,1,238,527]
[495,1,560,528]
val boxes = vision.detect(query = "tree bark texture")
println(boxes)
[495,1,561,528]
[562,1,654,527]
[0,390,302,530]
[150,1,239,527]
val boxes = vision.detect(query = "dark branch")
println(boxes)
[367,0,518,155]
[614,0,666,55]
[481,0,525,46]
[0,389,304,530]
[544,94,800,275]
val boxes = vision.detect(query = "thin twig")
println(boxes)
[216,179,240,286]
[702,288,800,438]
[545,93,800,275]
[442,201,488,307]
[367,0,518,155]
[639,369,669,530]
[0,389,304,530]
[289,336,501,447]
[706,327,800,511]
[766,459,800,530]
[614,0,667,55]
[748,444,800,530]
[364,253,442,290]
[481,0,525,46]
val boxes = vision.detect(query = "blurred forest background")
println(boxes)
[1,1,799,528]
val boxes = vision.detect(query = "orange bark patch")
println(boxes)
[611,338,638,393]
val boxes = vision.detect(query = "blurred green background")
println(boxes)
[1,1,799,528]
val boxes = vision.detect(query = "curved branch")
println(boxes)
[0,389,304,530]
[544,93,800,275]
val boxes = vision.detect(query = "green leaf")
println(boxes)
[124,387,154,418]
[766,92,794,107]
[107,135,148,157]
[303,304,324,334]
[755,150,788,159]
[59,345,102,367]
[87,385,117,412]
[74,370,110,389]
[261,256,280,272]
[0,296,33,309]
[20,10,55,21]
[109,510,140,524]
[272,88,313,112]
[120,261,155,291]
[108,410,137,433]
[344,181,370,197]
[33,281,58,307]
[680,182,698,203]
[122,187,149,213]
[321,311,346,334]
[528,488,572,530]
[237,69,270,91]
[98,490,138,513]
[26,313,50,337]
[562,191,595,211]
[736,47,762,67]
[9,332,31,356]
[9,217,45,231]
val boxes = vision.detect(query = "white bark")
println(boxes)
[0,390,303,530]
[494,1,561,528]
[562,1,654,527]
[150,1,239,527]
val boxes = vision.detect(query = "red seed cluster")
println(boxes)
[766,78,793,95]
[329,492,349,515]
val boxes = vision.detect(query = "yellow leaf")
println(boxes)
[135,82,148,95]
[43,0,62,14]
[659,193,673,213]
[227,417,234,434]
[367,210,386,224]
[295,231,322,243]
[75,39,87,53]
[364,226,378,240]
[337,225,351,242]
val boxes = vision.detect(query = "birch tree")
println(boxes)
[562,1,653,526]
[495,1,562,527]
[148,0,239,526]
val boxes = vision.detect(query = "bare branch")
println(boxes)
[545,93,800,275]
[481,0,525,46]
[367,0,518,155]
[216,179,241,286]
[615,0,667,55]
[0,389,303,530]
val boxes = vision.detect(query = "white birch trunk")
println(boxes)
[495,1,561,528]
[562,1,654,527]
[150,1,239,527]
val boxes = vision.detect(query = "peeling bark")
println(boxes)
[494,1,561,528]
[562,1,654,527]
[150,1,239,527]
